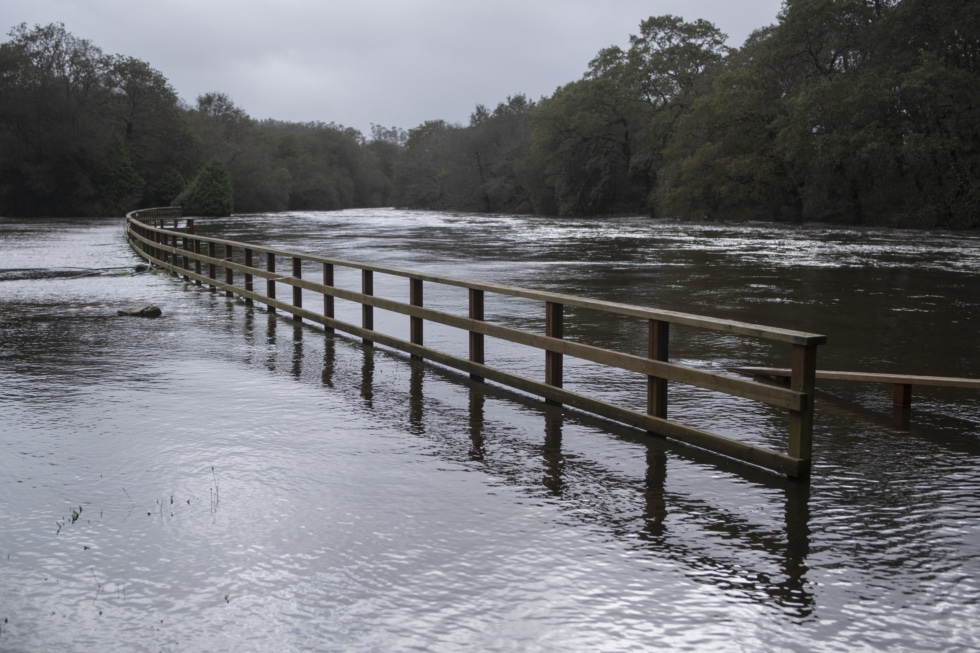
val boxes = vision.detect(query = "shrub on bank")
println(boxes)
[175,160,233,217]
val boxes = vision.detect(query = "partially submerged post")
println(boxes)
[730,366,980,428]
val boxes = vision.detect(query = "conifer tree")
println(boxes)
[175,160,233,216]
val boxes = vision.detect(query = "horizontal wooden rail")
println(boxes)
[126,207,827,478]
[730,367,980,390]
[126,213,826,347]
[731,366,979,425]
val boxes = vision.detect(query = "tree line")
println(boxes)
[0,22,402,217]
[395,0,979,228]
[2,0,978,227]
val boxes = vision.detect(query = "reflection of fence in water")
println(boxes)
[238,310,814,615]
[126,207,826,479]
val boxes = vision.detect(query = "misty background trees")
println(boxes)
[0,23,397,217]
[2,0,978,227]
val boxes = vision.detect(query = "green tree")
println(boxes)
[884,0,980,227]
[393,120,457,208]
[520,78,639,215]
[0,23,111,215]
[767,0,980,226]
[518,15,730,216]
[0,23,400,217]
[157,166,187,205]
[184,92,288,212]
[465,94,534,213]
[660,0,980,227]
[390,96,534,213]
[104,54,195,206]
[364,138,403,205]
[589,15,730,108]
[175,159,233,216]
[765,0,885,223]
[369,123,408,146]
[587,15,730,213]
[661,27,797,221]
[263,120,361,210]
[97,134,145,213]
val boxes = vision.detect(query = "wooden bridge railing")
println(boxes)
[125,207,827,479]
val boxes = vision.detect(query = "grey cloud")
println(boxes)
[2,0,782,133]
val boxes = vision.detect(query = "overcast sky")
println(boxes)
[3,0,784,136]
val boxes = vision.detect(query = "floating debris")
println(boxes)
[117,305,162,318]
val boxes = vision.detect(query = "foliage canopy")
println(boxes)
[391,3,980,228]
[0,23,398,217]
[2,4,978,228]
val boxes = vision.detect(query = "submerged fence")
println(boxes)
[126,207,826,479]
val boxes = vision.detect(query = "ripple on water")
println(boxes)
[1,214,979,652]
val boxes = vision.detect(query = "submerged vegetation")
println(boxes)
[1,0,978,227]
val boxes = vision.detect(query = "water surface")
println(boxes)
[1,211,978,652]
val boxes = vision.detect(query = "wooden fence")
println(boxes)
[731,366,980,427]
[125,207,827,479]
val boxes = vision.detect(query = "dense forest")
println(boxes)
[2,0,978,227]
[0,22,404,218]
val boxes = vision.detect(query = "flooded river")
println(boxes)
[1,210,978,651]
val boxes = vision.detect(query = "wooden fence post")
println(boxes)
[225,245,234,297]
[410,278,423,359]
[207,242,216,289]
[323,263,335,334]
[266,253,276,312]
[789,343,817,478]
[469,289,485,382]
[362,270,374,346]
[181,236,190,281]
[244,248,253,305]
[292,257,303,322]
[647,319,669,421]
[194,239,202,285]
[546,301,563,405]
[893,383,912,408]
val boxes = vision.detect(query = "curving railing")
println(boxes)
[126,207,826,479]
